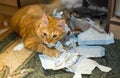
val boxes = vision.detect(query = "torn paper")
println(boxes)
[70,46,105,58]
[39,50,111,78]
[39,45,105,70]
[13,42,24,51]
[68,58,111,78]
[78,27,114,45]
[38,26,112,78]
[70,15,105,33]
[39,51,79,70]
[53,8,63,19]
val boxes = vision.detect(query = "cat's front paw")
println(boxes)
[44,49,60,57]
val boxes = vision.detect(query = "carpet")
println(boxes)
[0,31,120,78]
[0,23,119,78]
[23,39,120,78]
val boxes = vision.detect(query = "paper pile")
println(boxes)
[39,27,114,78]
[39,10,114,78]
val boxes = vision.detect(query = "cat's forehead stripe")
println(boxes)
[48,20,58,32]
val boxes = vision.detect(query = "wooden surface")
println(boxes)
[0,4,18,16]
[110,16,120,25]
[110,0,115,18]
[0,0,17,7]
[110,24,120,39]
[0,0,18,16]
[0,39,34,73]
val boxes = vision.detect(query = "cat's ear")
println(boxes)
[41,14,48,26]
[58,19,66,29]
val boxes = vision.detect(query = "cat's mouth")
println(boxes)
[44,42,56,48]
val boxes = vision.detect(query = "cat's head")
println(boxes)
[36,14,66,46]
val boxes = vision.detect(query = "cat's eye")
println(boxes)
[43,33,47,36]
[53,35,57,38]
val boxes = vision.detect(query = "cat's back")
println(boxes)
[10,5,45,33]
[11,5,44,26]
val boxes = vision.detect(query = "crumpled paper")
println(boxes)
[39,42,111,78]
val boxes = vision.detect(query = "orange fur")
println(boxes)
[10,3,66,57]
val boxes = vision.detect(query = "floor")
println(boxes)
[110,24,120,39]
[23,24,120,78]
[24,39,120,78]
[0,13,120,78]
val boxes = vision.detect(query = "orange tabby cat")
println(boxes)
[10,2,66,57]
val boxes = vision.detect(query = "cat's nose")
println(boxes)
[47,40,52,43]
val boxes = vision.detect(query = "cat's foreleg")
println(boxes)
[24,38,60,57]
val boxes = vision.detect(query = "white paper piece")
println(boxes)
[0,28,8,35]
[65,37,78,46]
[97,64,112,72]
[78,28,114,45]
[54,52,79,70]
[76,46,105,57]
[46,43,55,48]
[68,58,112,78]
[13,42,24,51]
[68,58,111,75]
[53,8,63,19]
[73,73,82,78]
[55,41,66,52]
[64,24,71,33]
[39,55,55,69]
